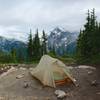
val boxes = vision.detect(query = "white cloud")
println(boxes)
[0,0,100,40]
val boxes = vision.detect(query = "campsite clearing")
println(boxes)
[0,64,100,100]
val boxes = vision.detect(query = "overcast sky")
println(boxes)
[0,0,100,40]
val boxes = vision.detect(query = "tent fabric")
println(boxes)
[30,55,75,88]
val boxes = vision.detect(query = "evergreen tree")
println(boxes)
[77,8,100,63]
[42,30,47,55]
[33,29,41,60]
[77,9,96,57]
[27,29,33,61]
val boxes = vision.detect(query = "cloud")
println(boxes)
[0,0,100,40]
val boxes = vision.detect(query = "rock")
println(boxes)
[91,80,98,86]
[88,71,93,74]
[75,83,79,87]
[19,67,26,70]
[23,82,29,88]
[73,79,79,87]
[96,92,100,95]
[55,90,66,98]
[1,68,4,70]
[16,74,24,79]
[78,65,96,70]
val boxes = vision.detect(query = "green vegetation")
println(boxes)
[57,56,75,65]
[11,49,17,63]
[0,29,48,64]
[27,29,33,61]
[0,9,99,65]
[0,50,15,63]
[48,52,76,65]
[41,30,47,55]
[27,29,47,62]
[77,9,100,64]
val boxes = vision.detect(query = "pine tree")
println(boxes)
[77,10,91,57]
[33,29,41,60]
[42,30,47,55]
[77,9,100,63]
[90,9,98,55]
[27,29,33,61]
[90,8,96,31]
[77,29,83,56]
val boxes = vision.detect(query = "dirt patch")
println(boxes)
[0,65,100,100]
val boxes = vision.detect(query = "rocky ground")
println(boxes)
[0,64,100,100]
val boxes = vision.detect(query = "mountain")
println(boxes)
[48,27,79,55]
[0,27,79,56]
[0,36,27,52]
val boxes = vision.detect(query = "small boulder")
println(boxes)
[96,92,100,95]
[23,82,29,88]
[55,90,66,98]
[91,80,98,86]
[16,74,24,79]
[88,71,93,74]
[19,67,26,70]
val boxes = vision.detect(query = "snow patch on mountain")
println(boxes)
[48,27,79,55]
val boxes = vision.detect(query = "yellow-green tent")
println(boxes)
[30,55,75,88]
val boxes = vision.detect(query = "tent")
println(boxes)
[30,55,75,88]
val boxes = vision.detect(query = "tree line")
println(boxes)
[0,28,53,63]
[27,29,47,61]
[0,48,22,63]
[77,8,100,64]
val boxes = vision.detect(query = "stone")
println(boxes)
[23,82,29,88]
[55,90,66,98]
